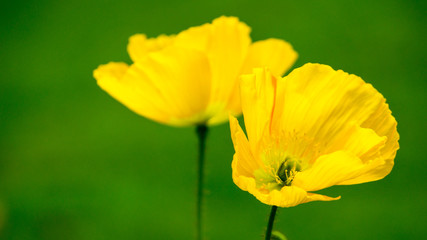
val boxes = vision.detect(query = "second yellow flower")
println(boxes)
[94,16,298,126]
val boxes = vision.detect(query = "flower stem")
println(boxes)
[265,206,278,240]
[195,125,208,240]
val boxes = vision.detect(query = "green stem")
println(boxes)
[195,125,208,240]
[265,206,278,240]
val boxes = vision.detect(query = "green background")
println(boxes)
[1,0,426,239]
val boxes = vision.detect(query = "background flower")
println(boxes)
[94,16,297,126]
[230,64,399,207]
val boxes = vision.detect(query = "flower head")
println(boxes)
[93,16,297,126]
[230,64,399,207]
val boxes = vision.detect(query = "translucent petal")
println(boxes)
[175,16,251,123]
[241,38,297,77]
[94,61,167,122]
[328,124,387,161]
[342,101,400,184]
[230,115,262,177]
[96,47,211,126]
[239,68,277,154]
[224,39,298,124]
[272,64,384,150]
[127,34,175,62]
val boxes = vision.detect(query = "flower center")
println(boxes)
[254,152,302,191]
[276,157,301,186]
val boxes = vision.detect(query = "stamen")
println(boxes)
[255,152,302,191]
[277,156,300,186]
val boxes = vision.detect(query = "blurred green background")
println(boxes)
[1,0,426,239]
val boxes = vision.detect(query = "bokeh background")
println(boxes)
[1,0,426,239]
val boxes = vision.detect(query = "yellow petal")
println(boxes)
[306,192,341,203]
[224,39,298,122]
[270,63,398,184]
[127,34,175,62]
[233,175,339,207]
[94,62,128,83]
[271,64,385,158]
[96,47,211,126]
[362,102,399,162]
[325,123,387,163]
[94,61,169,119]
[239,68,277,153]
[241,38,298,77]
[292,151,369,191]
[344,101,400,184]
[230,115,261,177]
[175,16,251,123]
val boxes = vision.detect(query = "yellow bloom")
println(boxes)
[230,64,399,207]
[93,16,297,126]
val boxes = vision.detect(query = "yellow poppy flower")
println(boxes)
[93,16,297,126]
[230,63,399,207]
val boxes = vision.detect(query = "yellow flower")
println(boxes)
[93,16,297,126]
[230,64,399,207]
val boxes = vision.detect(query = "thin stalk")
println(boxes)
[195,125,208,240]
[265,206,278,240]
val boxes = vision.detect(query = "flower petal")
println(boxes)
[362,102,399,162]
[241,38,298,77]
[96,47,211,126]
[230,115,261,178]
[127,34,175,62]
[233,175,339,207]
[343,101,400,184]
[292,151,369,191]
[175,16,251,123]
[94,61,170,121]
[239,68,277,154]
[224,39,298,120]
[271,63,386,158]
[324,123,387,166]
[94,62,129,82]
